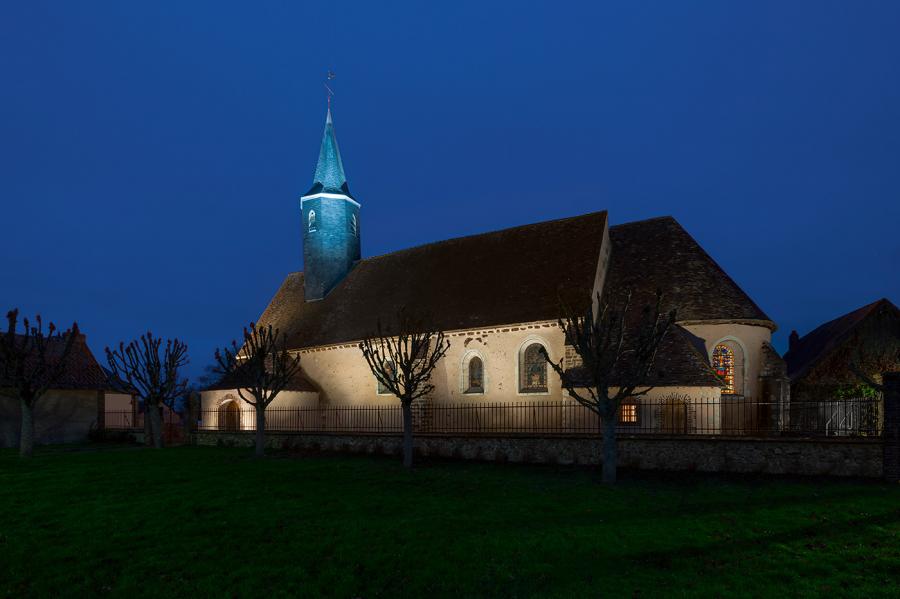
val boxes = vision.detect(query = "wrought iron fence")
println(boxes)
[102,395,884,438]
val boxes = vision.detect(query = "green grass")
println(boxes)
[1,445,898,598]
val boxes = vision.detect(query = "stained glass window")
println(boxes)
[376,361,395,395]
[520,343,547,393]
[712,344,735,394]
[308,210,317,232]
[466,356,484,393]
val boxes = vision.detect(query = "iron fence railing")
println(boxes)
[105,395,882,438]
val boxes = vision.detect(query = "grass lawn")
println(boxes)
[1,445,898,597]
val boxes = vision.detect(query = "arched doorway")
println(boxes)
[218,400,240,431]
[660,396,689,434]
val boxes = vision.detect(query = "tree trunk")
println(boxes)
[143,404,153,447]
[149,402,164,449]
[401,401,414,469]
[255,403,266,458]
[19,398,34,458]
[601,410,618,484]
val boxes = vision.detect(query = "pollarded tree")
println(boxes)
[106,333,189,449]
[544,290,676,484]
[359,310,450,469]
[0,309,80,458]
[214,323,302,457]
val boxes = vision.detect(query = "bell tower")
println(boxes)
[301,108,361,301]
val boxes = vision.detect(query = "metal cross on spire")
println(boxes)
[324,70,336,109]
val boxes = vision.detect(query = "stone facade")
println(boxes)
[192,430,884,478]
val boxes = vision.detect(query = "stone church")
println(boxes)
[202,109,787,432]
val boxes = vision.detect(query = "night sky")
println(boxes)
[2,2,898,379]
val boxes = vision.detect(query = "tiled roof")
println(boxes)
[0,334,113,391]
[606,216,771,324]
[567,325,723,388]
[783,298,899,381]
[260,211,609,348]
[253,211,769,387]
[203,365,317,393]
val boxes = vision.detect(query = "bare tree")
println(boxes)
[106,333,189,449]
[214,323,302,457]
[359,310,450,469]
[0,309,79,457]
[544,290,676,484]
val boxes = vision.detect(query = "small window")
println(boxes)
[350,213,358,237]
[465,356,484,394]
[619,401,639,425]
[519,342,548,393]
[376,361,395,395]
[308,210,317,232]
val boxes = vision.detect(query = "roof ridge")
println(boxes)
[360,210,609,263]
[609,215,676,229]
[784,298,899,380]
[796,298,896,341]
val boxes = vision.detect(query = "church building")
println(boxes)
[201,108,787,433]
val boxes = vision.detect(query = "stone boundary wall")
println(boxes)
[193,431,883,478]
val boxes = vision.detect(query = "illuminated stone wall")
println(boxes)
[293,320,570,405]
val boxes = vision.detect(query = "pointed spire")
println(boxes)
[309,107,350,196]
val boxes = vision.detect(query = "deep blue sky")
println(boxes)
[2,1,898,379]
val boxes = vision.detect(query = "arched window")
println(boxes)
[519,342,548,393]
[350,213,358,237]
[712,344,736,394]
[465,356,484,394]
[376,361,395,395]
[308,210,317,232]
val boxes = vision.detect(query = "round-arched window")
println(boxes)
[466,356,484,393]
[308,210,317,232]
[350,213,358,237]
[712,344,736,394]
[520,343,548,393]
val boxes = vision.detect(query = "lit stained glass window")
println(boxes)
[520,343,548,393]
[376,361,395,395]
[466,356,483,393]
[712,344,735,394]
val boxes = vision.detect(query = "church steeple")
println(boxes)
[301,107,361,301]
[308,108,351,196]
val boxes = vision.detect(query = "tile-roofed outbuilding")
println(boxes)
[0,334,113,391]
[784,298,900,382]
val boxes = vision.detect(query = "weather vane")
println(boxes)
[324,70,336,109]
